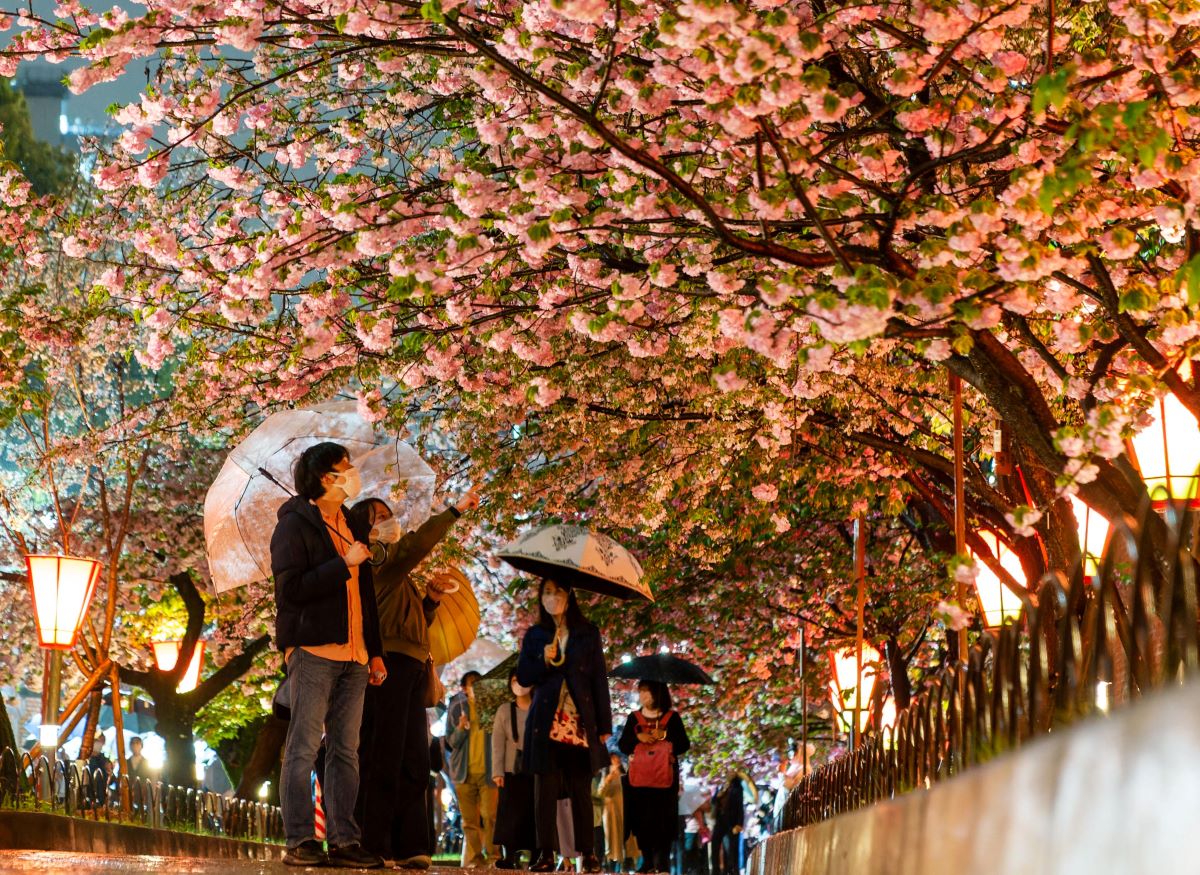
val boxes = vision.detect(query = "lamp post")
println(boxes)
[25,554,102,748]
[1129,367,1200,509]
[971,532,1025,630]
[152,640,205,693]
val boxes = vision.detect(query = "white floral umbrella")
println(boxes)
[497,525,652,601]
[204,401,436,593]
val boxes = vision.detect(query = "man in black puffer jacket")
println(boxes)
[271,441,386,870]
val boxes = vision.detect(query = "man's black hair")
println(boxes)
[461,670,482,688]
[293,441,350,500]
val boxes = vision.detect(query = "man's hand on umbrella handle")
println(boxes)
[455,490,480,514]
[345,542,370,567]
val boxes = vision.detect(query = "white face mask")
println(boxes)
[329,466,362,500]
[369,517,402,544]
[512,681,532,697]
[542,592,568,616]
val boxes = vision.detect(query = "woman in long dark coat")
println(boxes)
[617,680,690,873]
[516,579,612,874]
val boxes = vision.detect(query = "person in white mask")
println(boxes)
[348,490,479,869]
[492,669,536,868]
[271,441,386,869]
[516,579,613,874]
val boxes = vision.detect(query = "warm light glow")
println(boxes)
[879,697,898,750]
[152,640,206,693]
[39,723,59,750]
[972,531,1025,629]
[25,555,102,649]
[194,761,206,782]
[1129,363,1200,508]
[1069,496,1111,580]
[258,780,270,800]
[828,644,879,733]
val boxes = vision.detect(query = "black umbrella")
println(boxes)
[609,654,715,685]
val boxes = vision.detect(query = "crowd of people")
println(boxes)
[270,441,765,871]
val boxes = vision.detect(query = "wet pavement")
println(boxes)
[0,851,471,874]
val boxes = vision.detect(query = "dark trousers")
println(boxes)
[534,743,594,854]
[710,830,739,875]
[356,652,431,859]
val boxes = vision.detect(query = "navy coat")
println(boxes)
[270,495,383,659]
[516,621,613,774]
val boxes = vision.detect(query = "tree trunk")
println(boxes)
[233,714,288,802]
[154,705,197,790]
[884,636,913,709]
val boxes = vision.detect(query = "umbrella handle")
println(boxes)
[258,467,296,496]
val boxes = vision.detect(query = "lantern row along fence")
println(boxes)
[0,748,284,843]
[782,500,1200,831]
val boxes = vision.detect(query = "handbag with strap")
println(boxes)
[549,683,588,748]
[424,656,445,708]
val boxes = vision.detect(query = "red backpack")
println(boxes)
[628,710,676,789]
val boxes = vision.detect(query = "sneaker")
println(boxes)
[327,843,385,869]
[395,855,432,870]
[284,839,329,867]
[530,851,557,873]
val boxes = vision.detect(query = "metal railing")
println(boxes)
[0,749,284,842]
[782,501,1200,830]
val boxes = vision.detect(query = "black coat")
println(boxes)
[516,621,613,774]
[270,495,383,658]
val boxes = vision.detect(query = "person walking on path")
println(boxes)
[598,753,627,872]
[447,671,498,867]
[351,491,478,868]
[492,669,536,869]
[617,681,690,874]
[271,441,386,869]
[517,578,612,874]
[709,775,745,875]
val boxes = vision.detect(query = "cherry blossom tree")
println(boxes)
[0,0,1197,769]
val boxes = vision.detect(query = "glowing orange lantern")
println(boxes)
[25,554,102,649]
[1069,495,1110,581]
[152,640,205,693]
[972,531,1025,630]
[829,644,879,734]
[1129,364,1200,508]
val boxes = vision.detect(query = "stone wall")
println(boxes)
[0,810,282,861]
[748,681,1200,875]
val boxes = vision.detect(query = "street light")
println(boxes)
[1129,365,1200,509]
[828,644,879,737]
[971,531,1025,630]
[152,640,205,693]
[25,554,102,747]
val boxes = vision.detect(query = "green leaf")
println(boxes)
[1031,67,1072,115]
[334,12,348,31]
[1179,255,1200,307]
[420,0,444,22]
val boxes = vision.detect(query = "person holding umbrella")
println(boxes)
[617,680,690,874]
[350,490,479,868]
[271,441,386,869]
[516,579,613,874]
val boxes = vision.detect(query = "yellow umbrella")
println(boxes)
[427,568,480,666]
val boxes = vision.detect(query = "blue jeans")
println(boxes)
[280,648,369,848]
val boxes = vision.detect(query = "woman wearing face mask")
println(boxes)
[348,490,479,869]
[491,668,536,869]
[271,442,387,869]
[517,579,613,874]
[617,681,690,874]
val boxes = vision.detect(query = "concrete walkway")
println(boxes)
[0,851,470,874]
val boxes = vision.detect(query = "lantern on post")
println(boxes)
[25,554,102,748]
[1128,365,1200,509]
[971,532,1025,630]
[828,644,879,739]
[152,640,205,693]
[1069,496,1110,582]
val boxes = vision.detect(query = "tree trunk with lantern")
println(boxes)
[116,572,269,789]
